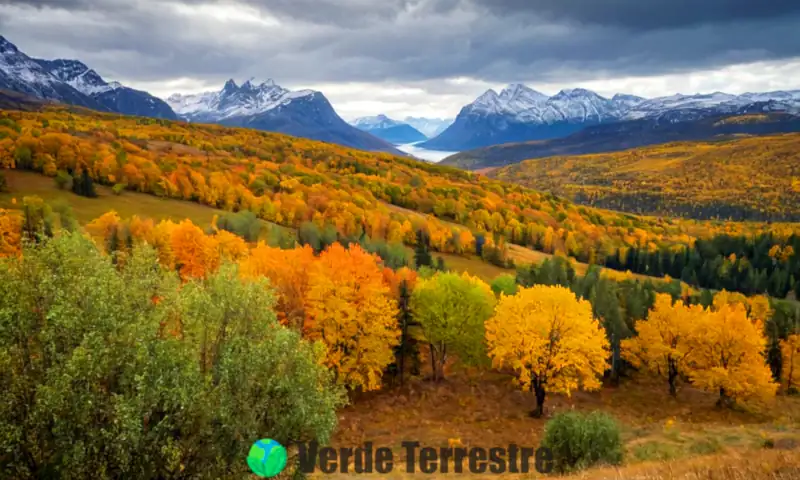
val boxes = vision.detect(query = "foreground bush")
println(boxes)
[541,411,623,473]
[0,234,344,479]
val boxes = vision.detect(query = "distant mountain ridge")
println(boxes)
[422,83,800,151]
[403,117,454,138]
[350,114,427,144]
[168,80,403,154]
[441,111,800,170]
[0,35,399,155]
[0,35,177,119]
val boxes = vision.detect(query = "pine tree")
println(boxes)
[414,229,432,268]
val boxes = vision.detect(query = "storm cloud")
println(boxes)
[1,0,799,117]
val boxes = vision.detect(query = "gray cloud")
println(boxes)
[0,0,798,99]
[475,0,800,31]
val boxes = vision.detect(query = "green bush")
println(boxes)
[112,182,127,195]
[490,274,518,297]
[54,170,73,190]
[0,235,344,479]
[542,411,623,473]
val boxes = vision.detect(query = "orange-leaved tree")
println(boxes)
[240,243,316,331]
[305,243,400,391]
[170,220,220,280]
[688,302,778,407]
[781,334,800,393]
[0,208,22,257]
[622,294,702,397]
[486,285,609,417]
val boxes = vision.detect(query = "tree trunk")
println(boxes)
[716,387,734,408]
[429,343,437,381]
[668,362,678,397]
[530,381,546,418]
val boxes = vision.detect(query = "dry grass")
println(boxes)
[311,366,800,479]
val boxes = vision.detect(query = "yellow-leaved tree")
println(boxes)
[485,285,609,417]
[622,294,702,397]
[781,334,800,393]
[305,243,400,391]
[688,302,778,407]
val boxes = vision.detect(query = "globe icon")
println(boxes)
[247,439,288,478]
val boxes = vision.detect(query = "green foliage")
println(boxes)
[0,235,344,479]
[0,170,7,193]
[216,210,262,242]
[414,229,433,268]
[21,195,54,242]
[54,170,72,190]
[71,169,97,198]
[490,274,518,297]
[542,411,623,473]
[360,236,410,269]
[111,182,127,195]
[410,271,495,380]
[50,200,79,233]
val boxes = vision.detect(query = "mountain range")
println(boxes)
[440,111,800,170]
[422,83,800,151]
[0,36,401,155]
[166,80,401,154]
[350,114,428,144]
[0,35,176,119]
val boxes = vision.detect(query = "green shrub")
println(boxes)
[490,274,518,297]
[0,235,344,478]
[542,411,624,473]
[112,182,127,195]
[54,170,73,190]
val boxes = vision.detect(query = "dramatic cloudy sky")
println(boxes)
[2,0,800,120]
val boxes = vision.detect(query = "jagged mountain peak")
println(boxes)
[553,88,604,99]
[241,77,276,89]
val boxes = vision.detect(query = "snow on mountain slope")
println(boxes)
[35,59,118,95]
[0,35,106,110]
[403,117,454,138]
[349,114,427,144]
[167,79,316,122]
[422,83,800,151]
[0,35,176,119]
[351,114,404,129]
[168,79,404,154]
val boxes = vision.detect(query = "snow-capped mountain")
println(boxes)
[0,35,176,119]
[350,114,427,144]
[421,85,628,151]
[167,78,316,123]
[403,117,454,138]
[0,35,106,110]
[422,83,800,151]
[35,58,176,119]
[168,80,403,154]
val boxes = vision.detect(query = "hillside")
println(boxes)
[441,112,800,170]
[2,106,800,295]
[489,133,800,221]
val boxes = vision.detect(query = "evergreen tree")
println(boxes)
[414,229,432,268]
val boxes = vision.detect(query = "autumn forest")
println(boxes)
[2,106,800,479]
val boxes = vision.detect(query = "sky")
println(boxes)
[1,0,800,121]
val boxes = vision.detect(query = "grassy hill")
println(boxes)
[489,133,800,221]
